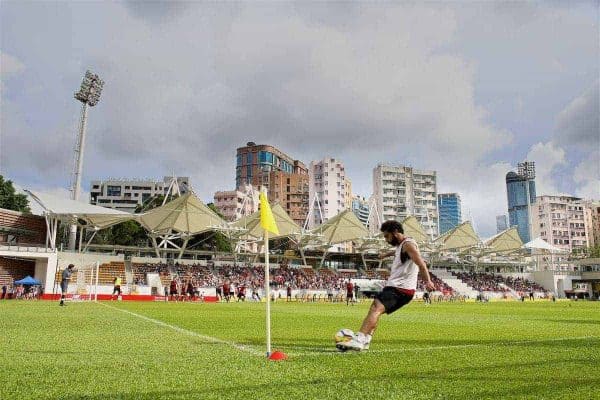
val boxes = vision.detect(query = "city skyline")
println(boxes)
[1,2,598,238]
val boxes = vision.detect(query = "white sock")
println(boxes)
[356,332,369,343]
[366,334,372,343]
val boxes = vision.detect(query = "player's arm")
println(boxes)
[404,242,435,291]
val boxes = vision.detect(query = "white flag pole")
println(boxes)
[264,229,271,357]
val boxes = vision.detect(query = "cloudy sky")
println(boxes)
[1,1,598,236]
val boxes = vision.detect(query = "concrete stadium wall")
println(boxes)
[57,252,124,270]
[0,249,57,291]
[131,256,168,264]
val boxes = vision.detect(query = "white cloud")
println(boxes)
[573,150,600,200]
[0,51,25,96]
[0,51,25,76]
[451,161,512,237]
[1,2,597,237]
[525,142,567,196]
[555,81,599,150]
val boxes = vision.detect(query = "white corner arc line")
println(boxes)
[98,302,263,357]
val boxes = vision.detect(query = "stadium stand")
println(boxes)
[0,257,35,286]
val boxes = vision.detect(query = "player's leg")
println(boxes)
[60,281,67,306]
[343,299,385,351]
[359,298,386,336]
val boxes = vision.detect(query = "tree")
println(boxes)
[111,220,148,246]
[589,245,600,258]
[90,220,148,247]
[185,203,232,252]
[0,176,31,213]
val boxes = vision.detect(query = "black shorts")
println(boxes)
[113,286,121,294]
[375,287,414,314]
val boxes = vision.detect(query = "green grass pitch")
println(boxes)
[1,300,599,399]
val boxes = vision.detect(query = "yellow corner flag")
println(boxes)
[259,192,279,235]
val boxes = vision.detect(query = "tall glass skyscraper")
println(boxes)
[438,193,461,235]
[506,170,536,243]
[496,215,508,233]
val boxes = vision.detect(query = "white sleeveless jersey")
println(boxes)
[385,238,419,290]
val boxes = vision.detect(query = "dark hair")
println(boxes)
[380,220,404,234]
[68,264,74,269]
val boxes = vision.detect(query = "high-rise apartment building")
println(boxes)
[531,195,590,253]
[236,142,309,226]
[373,164,438,238]
[308,158,350,228]
[90,176,189,212]
[213,184,259,222]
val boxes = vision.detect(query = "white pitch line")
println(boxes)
[287,335,599,357]
[98,302,263,357]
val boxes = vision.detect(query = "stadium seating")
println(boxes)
[98,262,126,284]
[452,271,545,293]
[0,257,35,286]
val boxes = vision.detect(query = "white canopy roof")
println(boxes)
[304,209,370,247]
[433,221,480,252]
[483,227,523,254]
[137,192,228,235]
[25,190,133,229]
[230,203,302,240]
[523,237,568,253]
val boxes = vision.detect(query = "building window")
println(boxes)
[107,186,121,197]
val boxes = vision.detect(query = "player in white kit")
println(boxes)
[344,220,435,351]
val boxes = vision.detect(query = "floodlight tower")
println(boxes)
[68,70,104,250]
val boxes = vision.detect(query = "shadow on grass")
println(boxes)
[58,356,599,400]
[273,336,599,352]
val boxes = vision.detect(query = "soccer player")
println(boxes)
[251,286,260,301]
[237,284,246,302]
[222,281,231,303]
[423,290,431,305]
[343,220,435,351]
[346,280,354,306]
[169,278,178,302]
[112,276,122,300]
[59,264,76,306]
[186,280,195,301]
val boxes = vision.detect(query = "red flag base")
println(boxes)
[268,351,288,361]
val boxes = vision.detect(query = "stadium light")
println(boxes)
[68,70,104,251]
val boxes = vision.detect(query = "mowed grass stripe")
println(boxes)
[284,335,600,356]
[99,302,264,356]
[1,301,599,400]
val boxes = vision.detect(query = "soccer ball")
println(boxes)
[334,328,354,352]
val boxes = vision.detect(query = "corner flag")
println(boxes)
[260,190,280,358]
[259,192,279,235]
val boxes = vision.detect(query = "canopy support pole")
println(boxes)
[177,237,190,260]
[82,229,98,253]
